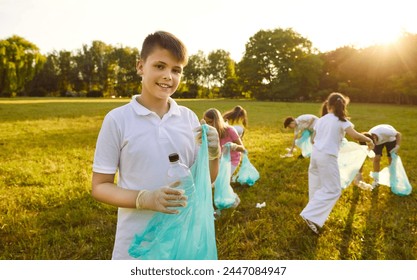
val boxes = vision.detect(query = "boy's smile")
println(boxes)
[137,47,184,102]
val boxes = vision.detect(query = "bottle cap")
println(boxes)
[168,153,179,162]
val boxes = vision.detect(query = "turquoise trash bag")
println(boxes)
[377,153,412,196]
[128,124,217,260]
[338,138,375,189]
[214,143,238,210]
[295,130,313,158]
[236,151,260,186]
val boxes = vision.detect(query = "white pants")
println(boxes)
[300,149,342,227]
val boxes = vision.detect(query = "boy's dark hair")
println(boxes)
[140,31,188,65]
[284,116,295,128]
[359,132,373,145]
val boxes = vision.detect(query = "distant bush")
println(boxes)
[87,90,103,97]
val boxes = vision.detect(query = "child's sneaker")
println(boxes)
[357,181,373,191]
[301,216,319,234]
[371,172,380,189]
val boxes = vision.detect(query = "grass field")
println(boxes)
[0,97,416,260]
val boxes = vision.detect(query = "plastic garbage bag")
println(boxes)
[378,153,412,196]
[214,143,239,210]
[295,130,313,158]
[338,138,375,189]
[128,124,217,259]
[236,151,260,186]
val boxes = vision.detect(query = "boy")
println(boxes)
[283,114,318,158]
[91,31,220,259]
[364,124,402,187]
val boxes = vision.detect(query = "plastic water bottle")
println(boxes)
[167,153,195,198]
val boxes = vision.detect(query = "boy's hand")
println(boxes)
[136,182,187,214]
[391,144,400,154]
[194,120,221,160]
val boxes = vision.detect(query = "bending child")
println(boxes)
[363,124,402,188]
[283,114,318,158]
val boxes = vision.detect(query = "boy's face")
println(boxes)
[288,121,296,129]
[136,47,184,101]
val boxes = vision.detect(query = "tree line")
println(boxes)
[1,28,417,104]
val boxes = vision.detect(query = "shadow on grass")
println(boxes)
[362,186,417,259]
[339,186,361,259]
[360,186,381,259]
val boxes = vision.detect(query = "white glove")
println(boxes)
[136,182,187,214]
[194,120,221,160]
[391,145,400,154]
[367,141,375,151]
[229,142,238,151]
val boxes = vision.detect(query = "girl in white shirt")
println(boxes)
[300,92,374,234]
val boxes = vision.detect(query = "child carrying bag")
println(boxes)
[128,124,217,259]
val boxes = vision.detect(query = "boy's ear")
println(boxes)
[136,60,144,76]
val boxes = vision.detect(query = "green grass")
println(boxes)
[0,97,416,260]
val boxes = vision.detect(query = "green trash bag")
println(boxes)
[295,130,313,158]
[128,124,217,259]
[236,151,260,186]
[378,153,412,196]
[338,138,374,189]
[214,143,239,210]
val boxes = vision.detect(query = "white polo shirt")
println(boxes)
[369,124,398,145]
[93,95,200,259]
[295,114,318,135]
[313,113,353,156]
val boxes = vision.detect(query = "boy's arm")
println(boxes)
[395,132,402,146]
[92,172,137,208]
[391,132,402,153]
[91,172,187,214]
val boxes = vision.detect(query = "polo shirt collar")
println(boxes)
[130,94,181,117]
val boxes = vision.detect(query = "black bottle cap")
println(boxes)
[168,153,179,162]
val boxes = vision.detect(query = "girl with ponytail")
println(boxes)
[300,92,374,234]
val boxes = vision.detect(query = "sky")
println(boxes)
[1,0,416,62]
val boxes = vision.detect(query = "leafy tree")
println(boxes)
[318,46,359,100]
[57,50,75,95]
[109,46,139,97]
[220,76,242,98]
[27,53,60,96]
[207,50,232,87]
[238,28,321,100]
[0,35,45,96]
[182,50,208,97]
